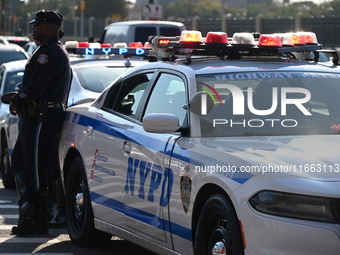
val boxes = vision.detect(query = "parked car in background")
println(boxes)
[1,36,31,47]
[0,60,25,188]
[0,54,148,188]
[0,37,9,44]
[23,41,38,56]
[99,20,186,46]
[0,43,29,66]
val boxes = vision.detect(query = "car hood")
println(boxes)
[202,135,340,182]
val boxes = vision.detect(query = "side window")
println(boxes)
[144,73,187,126]
[104,72,154,118]
[160,27,182,36]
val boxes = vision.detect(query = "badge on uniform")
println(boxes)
[37,54,48,64]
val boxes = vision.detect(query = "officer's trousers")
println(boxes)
[11,107,66,206]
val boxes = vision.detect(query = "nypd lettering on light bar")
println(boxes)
[76,47,147,56]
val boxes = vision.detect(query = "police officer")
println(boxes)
[9,9,71,235]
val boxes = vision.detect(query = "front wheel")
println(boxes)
[65,155,112,247]
[194,194,245,255]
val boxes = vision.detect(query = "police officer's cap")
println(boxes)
[29,9,63,26]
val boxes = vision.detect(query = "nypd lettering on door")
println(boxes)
[125,157,173,207]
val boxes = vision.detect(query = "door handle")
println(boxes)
[86,126,93,136]
[123,141,132,155]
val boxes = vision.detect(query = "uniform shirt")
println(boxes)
[11,36,71,106]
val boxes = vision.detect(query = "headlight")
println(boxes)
[249,190,340,224]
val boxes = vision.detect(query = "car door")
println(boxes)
[113,70,188,247]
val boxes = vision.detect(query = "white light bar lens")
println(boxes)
[231,32,255,45]
[113,42,128,48]
[273,33,294,46]
[88,42,101,48]
[180,30,203,43]
[64,41,79,48]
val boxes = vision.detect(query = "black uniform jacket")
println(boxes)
[11,36,71,106]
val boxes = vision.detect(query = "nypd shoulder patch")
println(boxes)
[37,54,48,64]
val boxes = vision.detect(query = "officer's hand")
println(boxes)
[9,102,18,116]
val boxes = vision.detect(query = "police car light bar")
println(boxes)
[64,41,150,57]
[148,30,324,64]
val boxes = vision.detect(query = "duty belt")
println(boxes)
[47,102,64,108]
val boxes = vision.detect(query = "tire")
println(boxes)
[65,156,112,247]
[1,139,15,189]
[194,194,245,255]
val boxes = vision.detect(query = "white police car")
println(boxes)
[59,31,340,255]
[0,51,147,189]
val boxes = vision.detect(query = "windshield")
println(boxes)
[196,71,340,137]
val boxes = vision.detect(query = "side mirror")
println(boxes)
[189,91,214,115]
[143,113,181,133]
[1,91,17,104]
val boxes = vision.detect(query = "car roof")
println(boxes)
[69,57,147,67]
[106,20,185,27]
[129,55,340,74]
[1,58,146,72]
[184,57,339,73]
[0,59,27,73]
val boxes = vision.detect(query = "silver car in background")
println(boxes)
[0,57,147,188]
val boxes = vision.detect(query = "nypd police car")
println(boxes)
[59,31,340,255]
[0,53,146,189]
